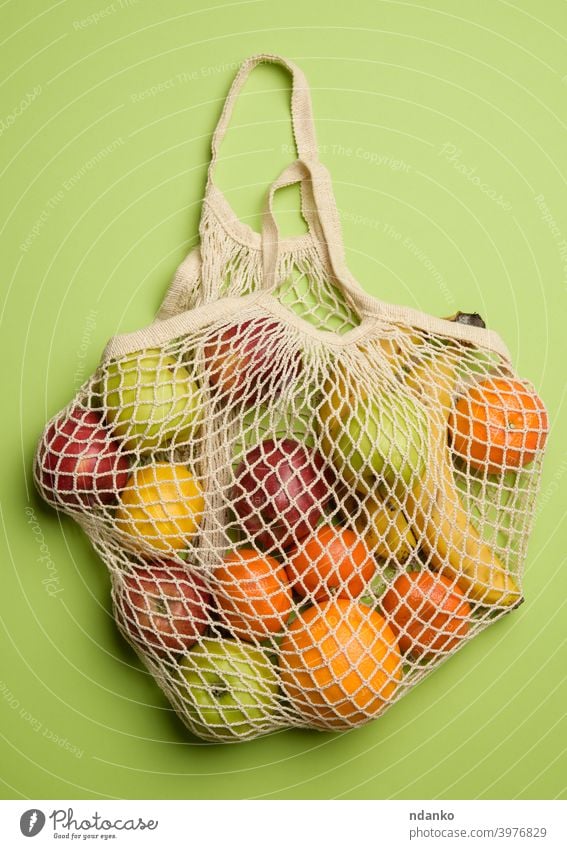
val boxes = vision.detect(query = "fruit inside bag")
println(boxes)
[34,153,548,742]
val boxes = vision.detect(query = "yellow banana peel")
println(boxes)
[404,354,522,608]
[348,493,418,565]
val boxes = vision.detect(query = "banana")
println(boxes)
[347,492,418,565]
[404,354,522,607]
[316,367,353,462]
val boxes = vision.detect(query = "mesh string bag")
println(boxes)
[157,54,350,326]
[34,56,549,742]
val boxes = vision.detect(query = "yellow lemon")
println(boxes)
[116,463,204,552]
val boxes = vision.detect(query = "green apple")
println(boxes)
[177,638,280,740]
[102,349,202,451]
[332,389,428,492]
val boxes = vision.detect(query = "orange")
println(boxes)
[279,599,402,728]
[382,571,472,660]
[213,548,293,641]
[116,463,204,552]
[449,377,548,475]
[286,525,376,601]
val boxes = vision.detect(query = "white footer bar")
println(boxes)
[1,799,565,848]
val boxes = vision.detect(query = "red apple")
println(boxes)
[35,406,129,508]
[231,439,333,551]
[114,563,212,654]
[204,317,300,406]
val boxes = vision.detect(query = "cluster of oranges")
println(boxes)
[212,528,473,728]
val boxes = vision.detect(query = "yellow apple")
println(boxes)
[102,349,202,451]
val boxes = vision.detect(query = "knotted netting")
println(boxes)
[34,56,548,742]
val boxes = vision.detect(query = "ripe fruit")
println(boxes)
[279,599,402,728]
[331,390,428,492]
[286,525,376,601]
[405,356,522,608]
[231,439,333,551]
[102,349,202,451]
[382,571,472,660]
[177,638,280,740]
[204,317,300,406]
[348,492,418,565]
[114,563,211,654]
[449,377,549,475]
[316,364,358,461]
[213,549,293,641]
[116,463,204,553]
[36,406,129,508]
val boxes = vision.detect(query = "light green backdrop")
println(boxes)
[1,0,565,800]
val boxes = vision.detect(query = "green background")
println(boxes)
[1,0,566,800]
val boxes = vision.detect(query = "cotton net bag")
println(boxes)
[34,55,548,743]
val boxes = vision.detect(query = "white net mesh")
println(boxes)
[33,55,548,743]
[34,292,547,741]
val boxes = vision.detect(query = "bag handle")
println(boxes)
[261,160,513,357]
[261,158,370,316]
[198,55,322,305]
[206,53,319,187]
